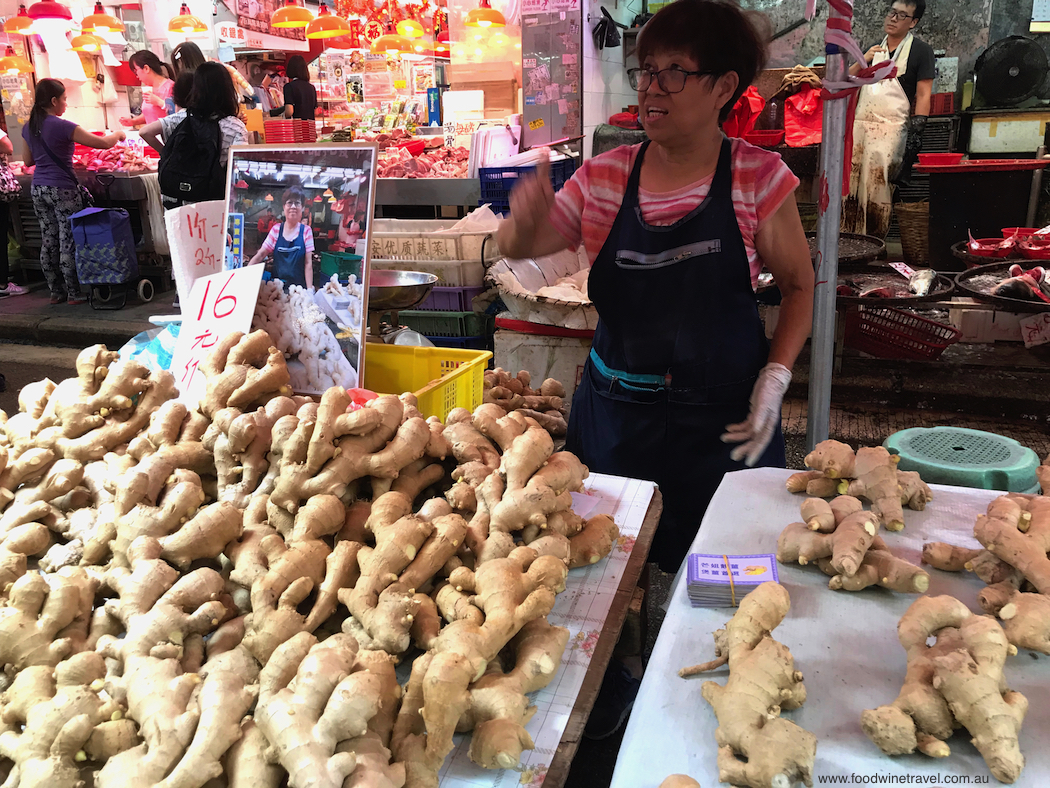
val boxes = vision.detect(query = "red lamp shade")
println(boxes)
[27,0,72,20]
[0,45,33,73]
[235,179,249,189]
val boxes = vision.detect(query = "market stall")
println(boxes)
[611,467,1049,787]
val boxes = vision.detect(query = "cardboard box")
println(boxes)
[493,329,592,403]
[948,301,1026,343]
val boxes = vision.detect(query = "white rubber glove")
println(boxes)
[720,362,792,467]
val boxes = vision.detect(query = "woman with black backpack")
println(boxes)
[144,63,247,210]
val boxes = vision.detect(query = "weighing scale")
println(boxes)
[367,270,439,344]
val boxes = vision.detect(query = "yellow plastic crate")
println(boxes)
[363,344,492,421]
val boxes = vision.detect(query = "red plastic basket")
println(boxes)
[930,92,954,115]
[843,307,961,360]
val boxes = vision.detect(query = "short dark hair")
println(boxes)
[637,0,767,122]
[171,71,194,110]
[188,62,239,120]
[286,55,310,81]
[898,0,926,21]
[281,186,306,206]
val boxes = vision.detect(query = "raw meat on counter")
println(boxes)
[74,141,156,174]
[377,144,469,179]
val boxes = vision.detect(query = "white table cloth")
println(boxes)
[611,468,1049,788]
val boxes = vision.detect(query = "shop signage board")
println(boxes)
[169,266,265,406]
[224,0,306,40]
[1019,312,1050,348]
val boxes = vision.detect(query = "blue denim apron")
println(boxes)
[273,222,308,288]
[565,138,785,571]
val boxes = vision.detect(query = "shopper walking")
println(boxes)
[0,127,25,297]
[120,51,174,129]
[282,55,317,121]
[22,79,125,304]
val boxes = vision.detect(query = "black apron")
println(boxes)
[566,138,785,573]
[272,222,308,289]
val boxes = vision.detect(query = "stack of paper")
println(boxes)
[686,553,779,607]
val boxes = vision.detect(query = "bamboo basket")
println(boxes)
[895,201,929,267]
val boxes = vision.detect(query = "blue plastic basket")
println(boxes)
[884,426,1041,492]
[479,158,577,209]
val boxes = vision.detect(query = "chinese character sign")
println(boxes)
[169,266,265,407]
[165,200,228,307]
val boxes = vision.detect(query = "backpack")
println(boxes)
[158,114,224,206]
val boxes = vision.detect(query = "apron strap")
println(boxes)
[710,137,734,199]
[623,140,651,208]
[589,347,669,390]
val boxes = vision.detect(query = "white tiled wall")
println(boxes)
[581,0,638,159]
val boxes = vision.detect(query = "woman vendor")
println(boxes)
[496,0,814,576]
[247,186,314,289]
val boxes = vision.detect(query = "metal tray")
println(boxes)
[807,232,886,269]
[950,240,1020,267]
[954,262,1050,313]
[836,272,955,306]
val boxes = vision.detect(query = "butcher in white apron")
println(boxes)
[843,0,935,238]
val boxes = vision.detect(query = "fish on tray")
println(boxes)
[908,269,936,297]
[991,264,1050,303]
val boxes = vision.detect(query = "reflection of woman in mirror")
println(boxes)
[247,186,314,289]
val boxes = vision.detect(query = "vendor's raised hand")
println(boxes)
[720,362,792,467]
[508,154,555,239]
[864,44,886,64]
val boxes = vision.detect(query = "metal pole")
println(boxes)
[806,46,849,450]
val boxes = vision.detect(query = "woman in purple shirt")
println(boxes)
[22,79,124,304]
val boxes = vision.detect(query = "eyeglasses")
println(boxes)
[885,9,914,20]
[628,66,712,94]
[285,200,303,208]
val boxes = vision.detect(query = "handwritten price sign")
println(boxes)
[164,200,227,307]
[1019,311,1050,348]
[169,266,265,407]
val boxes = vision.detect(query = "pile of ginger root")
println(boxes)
[786,440,932,532]
[482,368,568,438]
[777,494,930,593]
[923,493,1050,656]
[862,595,1028,784]
[678,582,817,788]
[0,327,623,788]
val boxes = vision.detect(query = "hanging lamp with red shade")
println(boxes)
[0,45,33,74]
[27,0,72,22]
[3,5,33,34]
[80,2,123,34]
[168,3,207,34]
[306,2,350,39]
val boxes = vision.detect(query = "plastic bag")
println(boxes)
[722,86,765,139]
[119,323,180,371]
[785,84,824,147]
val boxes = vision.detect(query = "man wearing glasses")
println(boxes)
[844,0,934,236]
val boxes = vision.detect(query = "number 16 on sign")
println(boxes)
[169,266,265,407]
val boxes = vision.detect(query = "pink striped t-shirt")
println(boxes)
[548,138,799,287]
[260,222,315,255]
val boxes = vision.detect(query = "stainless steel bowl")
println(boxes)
[367,270,439,312]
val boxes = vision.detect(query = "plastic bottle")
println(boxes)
[767,95,782,130]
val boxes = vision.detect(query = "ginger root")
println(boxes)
[679,582,816,788]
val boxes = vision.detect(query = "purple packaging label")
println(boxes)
[688,553,778,586]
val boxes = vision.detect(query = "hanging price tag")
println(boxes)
[889,262,916,279]
[169,267,265,407]
[1019,312,1050,348]
[528,118,545,130]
